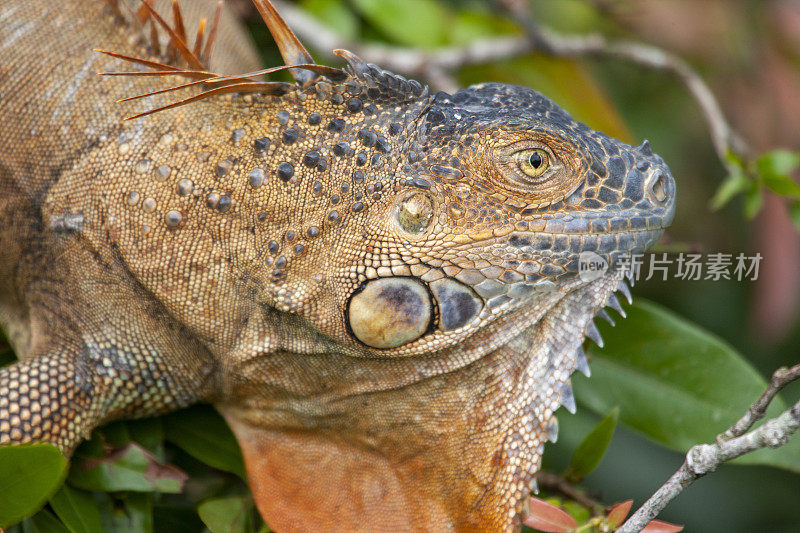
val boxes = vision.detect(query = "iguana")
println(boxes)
[0,0,675,530]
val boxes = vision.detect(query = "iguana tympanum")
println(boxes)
[0,0,675,530]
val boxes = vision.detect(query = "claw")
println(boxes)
[617,280,633,304]
[605,293,627,318]
[546,417,559,443]
[597,309,615,327]
[584,321,604,348]
[575,347,591,378]
[559,382,577,414]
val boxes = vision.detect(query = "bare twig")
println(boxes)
[494,0,749,170]
[273,0,748,174]
[618,364,800,532]
[273,0,529,86]
[720,364,800,442]
[536,470,603,513]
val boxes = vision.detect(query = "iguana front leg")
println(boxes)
[0,333,216,453]
[0,346,97,451]
[0,239,220,455]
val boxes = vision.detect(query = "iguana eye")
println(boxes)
[488,137,582,206]
[516,149,549,178]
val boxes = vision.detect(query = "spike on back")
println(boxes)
[104,0,125,23]
[202,2,223,65]
[251,0,318,86]
[98,0,349,120]
[95,1,472,120]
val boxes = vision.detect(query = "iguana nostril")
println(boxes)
[648,172,669,204]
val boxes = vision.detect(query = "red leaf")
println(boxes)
[607,499,633,528]
[641,519,685,532]
[523,497,578,533]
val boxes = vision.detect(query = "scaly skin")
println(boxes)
[0,0,675,531]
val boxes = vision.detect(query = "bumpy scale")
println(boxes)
[0,0,676,531]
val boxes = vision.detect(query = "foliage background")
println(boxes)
[3,0,800,531]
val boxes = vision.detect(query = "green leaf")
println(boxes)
[349,0,449,48]
[448,10,518,45]
[709,171,750,210]
[762,173,800,197]
[300,0,359,41]
[119,493,154,533]
[0,444,68,528]
[152,505,205,533]
[95,492,153,533]
[789,202,800,233]
[68,443,186,493]
[743,183,763,219]
[575,299,800,473]
[564,406,619,482]
[756,149,800,198]
[163,405,246,479]
[127,418,165,458]
[98,422,131,448]
[725,149,746,168]
[49,485,102,533]
[757,149,800,178]
[197,496,252,533]
[26,509,70,533]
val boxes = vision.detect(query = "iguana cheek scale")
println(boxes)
[0,0,676,530]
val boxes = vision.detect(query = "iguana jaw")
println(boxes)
[218,272,622,532]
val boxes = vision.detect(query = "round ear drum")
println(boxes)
[347,277,433,349]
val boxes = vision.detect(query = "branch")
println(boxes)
[720,365,800,442]
[536,471,603,513]
[273,0,749,174]
[495,0,750,171]
[618,364,800,533]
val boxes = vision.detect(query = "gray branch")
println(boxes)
[273,0,748,173]
[618,364,800,532]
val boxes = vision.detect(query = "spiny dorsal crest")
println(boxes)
[98,0,425,120]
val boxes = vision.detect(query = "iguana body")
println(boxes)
[0,1,675,531]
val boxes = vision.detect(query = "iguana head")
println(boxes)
[103,2,675,530]
[217,60,675,532]
[337,77,675,356]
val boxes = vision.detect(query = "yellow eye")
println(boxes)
[515,149,549,178]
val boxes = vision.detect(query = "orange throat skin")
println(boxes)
[217,273,625,532]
